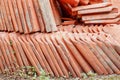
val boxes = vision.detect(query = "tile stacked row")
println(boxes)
[58,24,120,42]
[60,0,109,7]
[58,24,112,33]
[0,0,61,33]
[59,0,120,24]
[0,32,120,78]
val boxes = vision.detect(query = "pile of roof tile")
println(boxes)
[0,31,120,78]
[0,0,120,79]
[0,0,61,33]
[58,24,108,33]
[58,24,120,34]
[59,0,120,24]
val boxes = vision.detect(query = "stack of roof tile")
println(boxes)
[0,0,120,79]
[59,0,120,24]
[0,0,61,33]
[0,30,120,77]
[58,24,113,33]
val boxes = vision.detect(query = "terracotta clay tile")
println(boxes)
[11,33,30,66]
[0,16,3,31]
[72,2,111,12]
[81,26,87,33]
[0,0,60,33]
[12,0,23,33]
[8,0,18,32]
[84,26,89,33]
[13,36,30,67]
[99,34,120,57]
[62,35,85,77]
[0,38,12,72]
[73,25,79,33]
[4,0,14,31]
[45,34,64,77]
[104,41,120,58]
[30,34,52,75]
[2,0,10,32]
[21,35,42,70]
[0,48,5,73]
[32,0,45,32]
[78,37,106,73]
[38,0,57,32]
[88,26,94,33]
[73,36,104,74]
[106,35,120,55]
[8,34,24,68]
[26,0,40,32]
[35,35,54,77]
[8,39,20,71]
[28,35,48,73]
[61,0,80,7]
[66,34,86,73]
[92,25,99,33]
[18,36,40,75]
[99,40,120,69]
[78,6,114,15]
[91,34,119,73]
[62,20,76,26]
[56,34,80,77]
[0,30,119,77]
[111,0,120,12]
[69,34,93,73]
[84,17,120,24]
[16,0,29,33]
[5,38,16,72]
[5,34,17,69]
[85,34,114,74]
[0,54,7,73]
[40,35,59,77]
[90,0,103,4]
[0,3,3,31]
[65,25,74,32]
[81,35,108,74]
[72,27,76,33]
[50,0,61,25]
[0,0,7,31]
[82,12,120,21]
[93,44,114,74]
[28,35,51,73]
[97,25,104,32]
[50,35,69,77]
[21,0,32,33]
[0,58,4,73]
[2,40,13,72]
[99,33,120,58]
[79,0,89,5]
[88,43,109,74]
[58,25,64,31]
[13,38,30,66]
[61,18,74,21]
[75,25,83,33]
[65,26,73,32]
[36,35,56,76]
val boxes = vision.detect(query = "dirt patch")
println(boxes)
[0,74,120,80]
